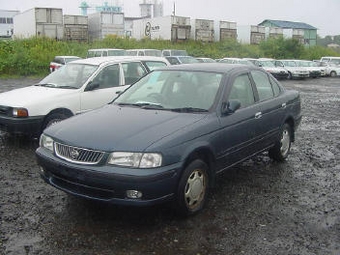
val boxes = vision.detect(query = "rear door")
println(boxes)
[250,70,287,148]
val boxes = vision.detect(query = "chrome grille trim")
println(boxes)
[55,142,104,165]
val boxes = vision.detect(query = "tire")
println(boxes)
[175,159,209,216]
[330,71,336,77]
[287,72,292,80]
[269,123,292,162]
[43,112,69,130]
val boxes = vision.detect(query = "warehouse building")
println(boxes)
[258,19,317,47]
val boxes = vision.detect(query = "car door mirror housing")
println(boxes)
[222,99,241,114]
[85,81,100,91]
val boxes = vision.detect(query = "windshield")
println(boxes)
[38,63,98,89]
[108,50,126,56]
[179,57,200,64]
[260,61,275,67]
[282,61,297,67]
[114,70,223,111]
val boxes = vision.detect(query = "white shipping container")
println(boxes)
[215,20,237,41]
[191,19,214,42]
[132,15,191,41]
[13,8,63,39]
[88,12,125,40]
[64,15,88,25]
[237,25,265,44]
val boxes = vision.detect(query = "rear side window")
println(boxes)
[122,62,147,85]
[143,61,168,71]
[251,70,274,101]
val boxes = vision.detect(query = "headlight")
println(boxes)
[39,134,54,152]
[107,152,162,168]
[12,107,28,117]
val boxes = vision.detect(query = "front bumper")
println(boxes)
[36,147,182,206]
[0,115,44,137]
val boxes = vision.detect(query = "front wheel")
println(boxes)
[42,112,69,130]
[269,123,292,162]
[175,159,209,216]
[330,71,336,77]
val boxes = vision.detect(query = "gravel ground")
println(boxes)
[0,76,339,255]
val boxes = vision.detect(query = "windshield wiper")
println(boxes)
[35,83,58,88]
[170,107,208,113]
[117,102,164,109]
[58,85,78,89]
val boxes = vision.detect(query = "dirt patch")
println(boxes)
[0,77,339,255]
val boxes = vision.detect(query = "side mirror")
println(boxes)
[85,81,100,91]
[222,99,241,114]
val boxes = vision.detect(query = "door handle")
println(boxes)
[255,112,262,119]
[282,103,287,109]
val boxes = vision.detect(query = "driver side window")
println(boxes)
[92,65,120,89]
[229,74,255,108]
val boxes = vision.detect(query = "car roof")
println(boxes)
[69,56,170,66]
[156,63,259,73]
[55,56,81,59]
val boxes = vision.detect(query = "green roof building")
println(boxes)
[258,19,317,47]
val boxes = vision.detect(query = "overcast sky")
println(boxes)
[1,0,339,37]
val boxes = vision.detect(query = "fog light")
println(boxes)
[126,190,142,199]
[40,167,45,173]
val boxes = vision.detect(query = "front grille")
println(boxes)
[0,105,10,116]
[55,142,104,165]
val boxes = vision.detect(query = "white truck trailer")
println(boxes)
[13,8,63,39]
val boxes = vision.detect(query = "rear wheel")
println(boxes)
[175,159,209,216]
[269,123,292,162]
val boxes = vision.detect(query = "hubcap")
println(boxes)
[184,169,206,209]
[280,129,290,156]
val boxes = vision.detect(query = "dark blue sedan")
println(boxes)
[36,63,301,216]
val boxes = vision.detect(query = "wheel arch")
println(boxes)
[181,146,217,187]
[284,116,295,142]
[41,108,74,130]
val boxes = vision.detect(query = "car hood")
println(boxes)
[46,104,209,152]
[0,85,78,107]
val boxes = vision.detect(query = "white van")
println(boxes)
[320,56,340,65]
[87,48,126,58]
[126,49,162,57]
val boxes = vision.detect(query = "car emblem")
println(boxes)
[70,149,80,160]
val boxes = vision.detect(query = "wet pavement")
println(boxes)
[0,76,339,255]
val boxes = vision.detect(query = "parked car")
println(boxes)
[315,61,340,77]
[161,49,188,57]
[86,48,126,58]
[126,49,162,57]
[274,60,309,79]
[165,56,200,65]
[0,56,170,137]
[49,56,81,72]
[196,57,216,63]
[245,58,289,80]
[36,63,301,216]
[219,57,254,66]
[320,56,340,65]
[294,60,322,78]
